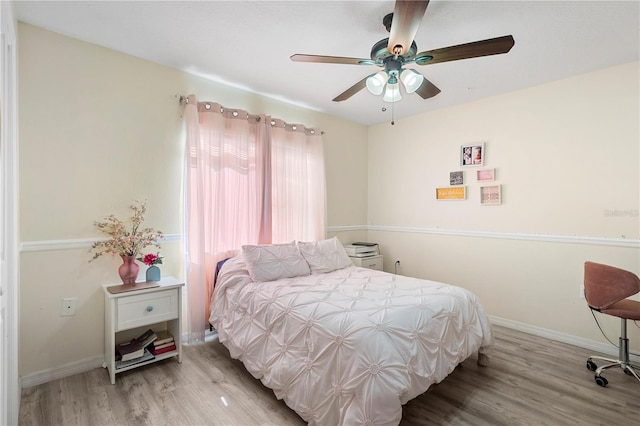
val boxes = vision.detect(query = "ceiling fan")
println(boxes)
[290,0,515,103]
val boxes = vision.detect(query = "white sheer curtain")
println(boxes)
[183,95,325,343]
[269,118,326,243]
[184,95,269,343]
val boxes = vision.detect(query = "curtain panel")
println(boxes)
[183,95,326,343]
[269,118,326,243]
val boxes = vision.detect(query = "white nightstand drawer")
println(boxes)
[351,255,383,271]
[116,289,178,331]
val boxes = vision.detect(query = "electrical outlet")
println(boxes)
[395,260,401,267]
[61,298,78,316]
[579,285,585,300]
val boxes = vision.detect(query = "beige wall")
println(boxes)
[366,61,640,349]
[17,23,368,378]
[18,21,640,381]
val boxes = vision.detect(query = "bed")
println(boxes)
[209,238,493,426]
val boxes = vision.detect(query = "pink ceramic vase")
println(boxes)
[118,255,139,284]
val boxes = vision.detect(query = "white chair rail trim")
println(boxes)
[20,227,638,252]
[20,234,182,252]
[365,225,639,249]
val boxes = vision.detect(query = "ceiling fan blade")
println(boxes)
[414,77,441,99]
[290,54,374,66]
[333,76,370,102]
[388,0,429,56]
[415,35,515,65]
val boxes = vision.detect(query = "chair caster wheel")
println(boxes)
[586,360,597,371]
[595,375,608,387]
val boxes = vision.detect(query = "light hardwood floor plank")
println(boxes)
[19,325,640,425]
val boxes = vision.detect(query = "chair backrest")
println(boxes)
[584,261,640,310]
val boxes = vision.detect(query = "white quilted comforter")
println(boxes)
[209,257,493,425]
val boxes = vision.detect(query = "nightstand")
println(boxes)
[350,254,384,271]
[102,277,184,384]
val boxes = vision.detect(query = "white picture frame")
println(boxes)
[450,171,464,185]
[476,168,495,181]
[436,186,466,200]
[480,185,501,205]
[460,143,485,167]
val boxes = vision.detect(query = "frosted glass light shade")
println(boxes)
[400,69,424,94]
[383,82,402,102]
[366,71,388,95]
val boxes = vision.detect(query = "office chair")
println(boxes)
[583,261,640,387]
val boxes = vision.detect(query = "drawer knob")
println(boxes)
[146,305,154,312]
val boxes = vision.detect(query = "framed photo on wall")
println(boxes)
[476,168,495,181]
[450,171,464,185]
[436,186,466,200]
[460,143,485,167]
[480,185,502,205]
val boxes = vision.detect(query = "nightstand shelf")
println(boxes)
[102,277,184,384]
[114,349,179,374]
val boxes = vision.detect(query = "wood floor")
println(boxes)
[19,325,640,425]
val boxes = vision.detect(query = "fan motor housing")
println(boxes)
[370,38,417,64]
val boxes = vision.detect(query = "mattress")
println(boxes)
[209,256,493,425]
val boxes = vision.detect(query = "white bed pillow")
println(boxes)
[297,236,352,274]
[242,242,310,282]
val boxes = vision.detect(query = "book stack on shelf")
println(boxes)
[343,242,379,258]
[151,330,176,355]
[115,328,157,369]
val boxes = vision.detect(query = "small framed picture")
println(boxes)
[480,185,502,205]
[436,186,466,200]
[461,143,485,167]
[450,171,464,185]
[476,169,495,181]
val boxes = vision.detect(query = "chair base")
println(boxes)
[585,322,640,386]
[586,355,640,386]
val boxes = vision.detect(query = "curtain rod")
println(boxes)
[177,94,324,135]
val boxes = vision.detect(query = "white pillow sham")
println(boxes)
[297,236,352,274]
[242,242,310,282]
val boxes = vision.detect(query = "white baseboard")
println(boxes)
[20,318,639,388]
[20,355,105,388]
[489,315,640,363]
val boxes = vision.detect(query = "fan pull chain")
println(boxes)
[380,102,395,125]
[391,101,395,126]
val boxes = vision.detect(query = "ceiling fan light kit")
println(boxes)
[290,0,515,110]
[364,64,424,102]
[382,81,402,103]
[399,69,424,94]
[365,71,387,95]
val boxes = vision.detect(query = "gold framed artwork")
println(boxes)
[436,186,466,200]
[460,143,485,167]
[480,185,501,205]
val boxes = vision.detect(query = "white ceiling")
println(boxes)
[15,0,640,126]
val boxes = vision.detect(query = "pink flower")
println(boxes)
[138,252,163,266]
